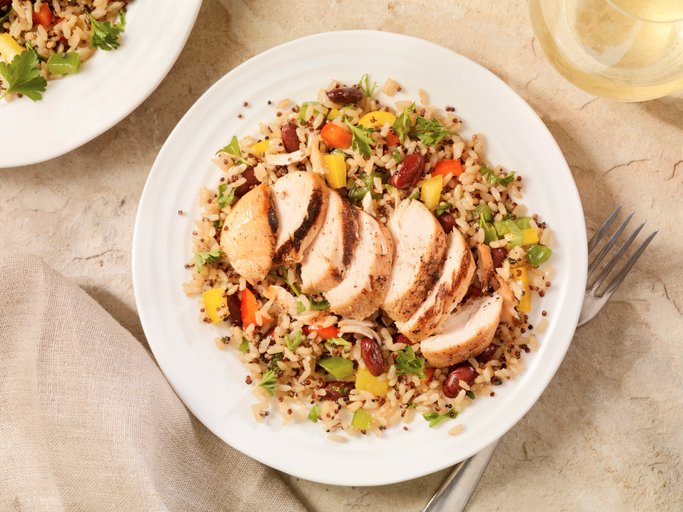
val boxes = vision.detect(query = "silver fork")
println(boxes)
[423,206,657,512]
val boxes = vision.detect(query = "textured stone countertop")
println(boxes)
[2,0,682,510]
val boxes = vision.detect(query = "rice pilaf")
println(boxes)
[184,76,554,437]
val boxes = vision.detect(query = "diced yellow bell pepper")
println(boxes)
[327,108,340,120]
[512,267,531,313]
[420,175,443,211]
[0,34,24,64]
[521,228,540,246]
[323,152,347,189]
[355,367,388,397]
[202,287,227,324]
[358,111,397,128]
[250,139,271,156]
[351,409,373,431]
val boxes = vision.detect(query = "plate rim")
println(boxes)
[132,29,587,486]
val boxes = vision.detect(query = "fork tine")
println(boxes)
[587,205,622,253]
[602,231,657,297]
[587,212,634,281]
[591,222,644,291]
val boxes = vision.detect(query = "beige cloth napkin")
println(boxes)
[0,255,306,512]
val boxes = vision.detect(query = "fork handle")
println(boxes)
[422,441,499,512]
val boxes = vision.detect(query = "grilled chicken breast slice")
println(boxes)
[396,228,475,342]
[324,209,394,319]
[420,293,503,367]
[382,200,447,322]
[220,184,277,284]
[272,171,329,265]
[300,190,360,293]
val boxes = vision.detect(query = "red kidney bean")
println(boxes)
[491,247,508,268]
[281,122,300,153]
[234,167,260,198]
[227,293,242,326]
[322,380,354,400]
[442,364,477,398]
[393,333,413,345]
[391,153,424,189]
[326,86,364,105]
[477,343,497,363]
[360,338,385,376]
[438,212,455,233]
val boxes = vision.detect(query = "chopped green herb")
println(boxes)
[308,404,321,423]
[325,337,351,349]
[391,149,404,163]
[285,330,305,351]
[466,390,476,400]
[216,135,249,164]
[238,339,250,353]
[413,116,451,146]
[0,46,47,101]
[295,300,306,314]
[384,183,396,193]
[408,188,420,201]
[498,171,516,185]
[481,217,498,244]
[395,346,426,378]
[259,369,278,395]
[393,104,415,143]
[271,352,284,372]
[216,183,236,208]
[0,6,14,24]
[481,164,515,186]
[358,73,377,97]
[526,244,553,266]
[351,409,373,431]
[280,267,300,297]
[348,172,381,203]
[436,202,452,216]
[298,101,321,121]
[194,249,223,273]
[90,11,126,51]
[309,297,330,310]
[345,120,374,157]
[319,356,354,379]
[422,410,457,428]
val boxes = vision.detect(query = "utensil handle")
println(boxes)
[422,441,499,512]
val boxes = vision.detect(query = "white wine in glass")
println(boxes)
[529,0,683,101]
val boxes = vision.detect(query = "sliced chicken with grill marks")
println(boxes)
[324,209,394,320]
[382,200,447,323]
[420,293,503,368]
[300,190,360,293]
[396,228,475,343]
[272,171,329,265]
[220,184,277,285]
[476,243,495,291]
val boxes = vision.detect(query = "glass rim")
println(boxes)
[605,0,683,24]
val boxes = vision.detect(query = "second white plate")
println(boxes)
[132,30,587,486]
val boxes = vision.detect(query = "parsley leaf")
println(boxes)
[285,330,305,351]
[358,73,377,97]
[308,404,321,423]
[480,164,515,186]
[309,297,330,311]
[216,183,235,208]
[259,369,278,395]
[466,390,476,400]
[238,339,250,353]
[436,202,451,216]
[0,47,47,101]
[217,135,249,164]
[345,120,374,157]
[391,149,404,163]
[413,116,451,146]
[393,104,415,143]
[325,337,351,349]
[194,249,223,273]
[90,11,126,51]
[422,410,457,428]
[408,188,420,201]
[348,172,382,203]
[395,346,426,378]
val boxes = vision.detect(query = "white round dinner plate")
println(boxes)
[0,0,202,168]
[132,30,587,486]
